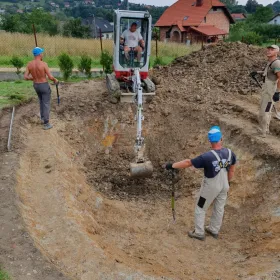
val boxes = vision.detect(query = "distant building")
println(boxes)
[155,0,234,44]
[83,0,94,5]
[268,14,280,25]
[82,17,113,39]
[231,13,246,21]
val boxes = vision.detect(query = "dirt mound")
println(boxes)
[1,42,280,280]
[155,41,264,97]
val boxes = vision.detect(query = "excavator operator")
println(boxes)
[120,22,145,65]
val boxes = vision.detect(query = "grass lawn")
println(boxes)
[0,76,102,109]
[0,268,11,280]
[0,80,35,108]
[0,55,174,69]
[0,56,103,69]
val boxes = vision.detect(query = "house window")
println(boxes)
[166,31,170,39]
[183,16,189,21]
[275,19,277,25]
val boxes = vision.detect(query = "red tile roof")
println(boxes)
[155,0,234,27]
[190,25,228,36]
[231,13,246,19]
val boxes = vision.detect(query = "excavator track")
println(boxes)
[106,73,121,104]
[143,78,156,93]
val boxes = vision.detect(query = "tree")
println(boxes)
[245,0,259,13]
[220,0,238,11]
[247,6,274,23]
[0,10,58,35]
[231,5,247,13]
[63,18,91,38]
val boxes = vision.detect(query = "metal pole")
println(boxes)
[7,107,15,152]
[32,24,38,47]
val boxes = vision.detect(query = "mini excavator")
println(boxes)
[106,10,156,178]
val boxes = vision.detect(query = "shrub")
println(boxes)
[100,50,113,74]
[153,56,164,67]
[78,55,92,78]
[10,56,24,75]
[243,32,263,46]
[58,53,74,80]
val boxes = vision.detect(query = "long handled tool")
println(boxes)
[56,82,60,105]
[171,170,176,222]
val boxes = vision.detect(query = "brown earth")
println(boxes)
[1,42,280,279]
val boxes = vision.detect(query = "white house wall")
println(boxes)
[269,16,280,25]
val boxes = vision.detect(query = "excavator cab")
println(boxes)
[118,17,149,69]
[107,10,155,103]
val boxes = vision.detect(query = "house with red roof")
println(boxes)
[231,13,246,21]
[155,0,234,44]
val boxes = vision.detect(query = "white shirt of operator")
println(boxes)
[121,29,143,48]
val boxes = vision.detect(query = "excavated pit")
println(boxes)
[8,42,280,279]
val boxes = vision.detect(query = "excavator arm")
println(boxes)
[130,68,153,178]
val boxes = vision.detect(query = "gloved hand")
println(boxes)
[250,71,258,77]
[165,162,174,170]
[273,92,280,102]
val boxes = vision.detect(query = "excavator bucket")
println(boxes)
[130,161,153,178]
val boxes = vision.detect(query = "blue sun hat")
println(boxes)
[32,47,44,56]
[208,126,222,143]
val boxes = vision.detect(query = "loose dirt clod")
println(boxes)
[1,42,280,280]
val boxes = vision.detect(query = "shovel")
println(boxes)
[55,82,60,105]
[171,170,176,222]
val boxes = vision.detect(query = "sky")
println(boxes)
[130,0,275,7]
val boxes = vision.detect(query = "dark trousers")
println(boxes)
[33,82,51,124]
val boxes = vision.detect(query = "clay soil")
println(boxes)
[1,42,280,280]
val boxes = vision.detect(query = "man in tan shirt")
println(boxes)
[24,47,58,130]
[256,45,280,137]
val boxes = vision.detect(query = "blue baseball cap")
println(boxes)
[208,126,222,143]
[32,47,44,56]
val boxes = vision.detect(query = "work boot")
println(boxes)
[205,226,219,239]
[188,230,205,241]
[43,123,53,130]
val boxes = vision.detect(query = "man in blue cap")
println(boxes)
[24,47,58,130]
[165,126,237,241]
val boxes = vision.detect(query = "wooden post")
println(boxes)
[156,30,158,58]
[99,28,103,53]
[99,28,104,72]
[32,24,38,47]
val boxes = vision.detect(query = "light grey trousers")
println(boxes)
[259,78,277,134]
[195,168,229,235]
[33,82,51,124]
